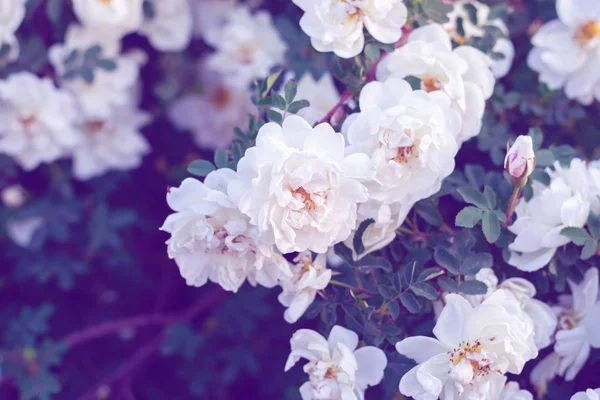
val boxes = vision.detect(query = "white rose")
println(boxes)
[531,268,600,385]
[205,7,287,89]
[49,24,142,120]
[190,0,238,43]
[160,169,290,292]
[443,0,515,78]
[230,115,371,254]
[139,0,193,52]
[72,0,143,38]
[6,216,44,248]
[1,184,26,208]
[0,0,26,63]
[0,72,81,171]
[278,252,332,323]
[527,0,600,105]
[397,291,538,400]
[168,67,254,150]
[508,159,593,272]
[72,101,151,180]
[344,77,461,204]
[377,23,495,144]
[499,381,533,400]
[285,325,387,400]
[572,389,600,400]
[292,0,407,58]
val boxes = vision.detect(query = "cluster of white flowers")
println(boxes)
[0,0,199,179]
[531,267,600,386]
[528,0,600,104]
[508,158,600,272]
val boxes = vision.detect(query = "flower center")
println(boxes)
[239,43,258,64]
[292,187,318,212]
[84,120,106,134]
[393,145,418,163]
[558,310,579,330]
[422,77,443,93]
[574,21,600,45]
[448,339,503,381]
[98,0,112,5]
[210,87,232,109]
[19,115,36,127]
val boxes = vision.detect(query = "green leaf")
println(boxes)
[284,79,298,104]
[528,127,543,150]
[287,99,310,114]
[214,150,228,169]
[387,300,400,320]
[459,280,489,295]
[84,45,102,63]
[46,0,63,23]
[462,253,493,275]
[187,160,215,177]
[417,267,444,282]
[96,59,117,71]
[561,227,591,246]
[463,3,478,25]
[483,186,497,209]
[438,276,458,293]
[493,209,507,223]
[399,292,420,314]
[434,248,459,275]
[62,49,78,66]
[403,261,417,285]
[271,91,287,110]
[588,214,600,239]
[455,206,483,228]
[267,109,283,124]
[234,127,246,141]
[410,282,438,300]
[457,187,489,209]
[535,149,555,167]
[261,70,282,97]
[530,169,551,185]
[378,285,394,299]
[353,218,375,256]
[333,242,354,265]
[481,210,501,243]
[581,238,598,260]
[415,199,443,226]
[364,43,380,62]
[79,67,94,84]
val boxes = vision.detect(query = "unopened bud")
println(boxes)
[505,136,535,188]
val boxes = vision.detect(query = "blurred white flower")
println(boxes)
[49,24,143,119]
[7,216,44,248]
[499,381,533,400]
[229,115,371,254]
[508,159,593,272]
[1,184,26,208]
[343,77,460,204]
[397,291,538,400]
[443,0,515,78]
[294,72,340,125]
[168,69,254,150]
[0,72,81,171]
[344,199,412,260]
[377,23,495,144]
[285,325,387,400]
[531,267,600,385]
[505,135,536,187]
[72,0,143,38]
[292,0,407,58]
[160,169,290,292]
[572,389,600,400]
[190,0,238,43]
[71,103,151,180]
[139,0,193,52]
[527,0,600,105]
[0,0,26,63]
[205,7,287,89]
[278,252,331,323]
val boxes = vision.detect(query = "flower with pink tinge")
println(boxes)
[505,135,536,187]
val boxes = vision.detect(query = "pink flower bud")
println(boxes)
[504,136,536,187]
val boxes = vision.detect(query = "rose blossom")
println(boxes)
[230,115,372,254]
[285,325,387,399]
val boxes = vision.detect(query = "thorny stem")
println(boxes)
[319,91,353,125]
[329,279,360,291]
[504,186,521,227]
